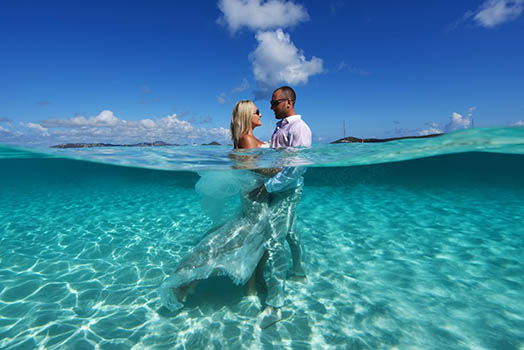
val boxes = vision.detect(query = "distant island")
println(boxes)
[50,134,443,148]
[50,141,223,148]
[331,133,442,144]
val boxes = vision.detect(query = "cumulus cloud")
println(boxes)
[250,29,323,88]
[217,1,322,96]
[25,122,50,136]
[217,0,309,33]
[389,108,475,137]
[0,125,9,133]
[11,110,232,145]
[139,118,156,128]
[469,0,524,27]
[208,127,231,139]
[42,110,119,128]
[444,112,473,133]
[419,122,443,136]
[512,120,524,126]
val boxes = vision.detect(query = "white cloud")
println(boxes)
[207,127,231,139]
[473,0,524,27]
[444,112,473,133]
[512,120,524,126]
[401,108,475,137]
[0,125,9,133]
[140,118,156,128]
[155,114,194,133]
[26,110,231,145]
[42,110,119,128]
[217,0,309,33]
[232,78,250,93]
[25,122,50,136]
[217,2,321,94]
[250,29,323,87]
[419,122,443,136]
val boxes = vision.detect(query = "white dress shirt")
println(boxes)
[265,115,312,193]
[270,115,312,148]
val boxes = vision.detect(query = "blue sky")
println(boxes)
[1,0,523,146]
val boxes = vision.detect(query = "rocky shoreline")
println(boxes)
[331,133,442,144]
[49,141,224,148]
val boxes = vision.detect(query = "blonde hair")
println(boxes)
[230,100,256,149]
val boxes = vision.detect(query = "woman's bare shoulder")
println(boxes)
[238,134,260,149]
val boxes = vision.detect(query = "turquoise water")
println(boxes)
[1,127,523,349]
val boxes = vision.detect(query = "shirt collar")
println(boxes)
[280,114,302,126]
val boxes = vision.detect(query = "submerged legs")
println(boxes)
[245,251,268,296]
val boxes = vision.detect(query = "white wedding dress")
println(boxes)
[160,170,271,311]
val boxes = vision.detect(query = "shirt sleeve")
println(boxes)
[288,122,312,147]
[264,166,306,193]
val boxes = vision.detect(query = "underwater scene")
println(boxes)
[1,127,523,349]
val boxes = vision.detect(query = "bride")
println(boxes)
[160,100,274,311]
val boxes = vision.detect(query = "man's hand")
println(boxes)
[248,184,269,202]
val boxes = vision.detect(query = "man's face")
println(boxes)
[270,90,288,120]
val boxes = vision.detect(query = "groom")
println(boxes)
[253,86,312,328]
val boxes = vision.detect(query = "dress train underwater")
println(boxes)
[159,170,270,311]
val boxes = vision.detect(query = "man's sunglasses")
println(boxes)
[270,98,288,107]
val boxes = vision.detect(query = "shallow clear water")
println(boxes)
[1,128,523,349]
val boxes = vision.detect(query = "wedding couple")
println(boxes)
[160,86,312,328]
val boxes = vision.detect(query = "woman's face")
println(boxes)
[251,106,262,128]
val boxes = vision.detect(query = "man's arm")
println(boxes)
[249,166,306,201]
[264,166,306,193]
